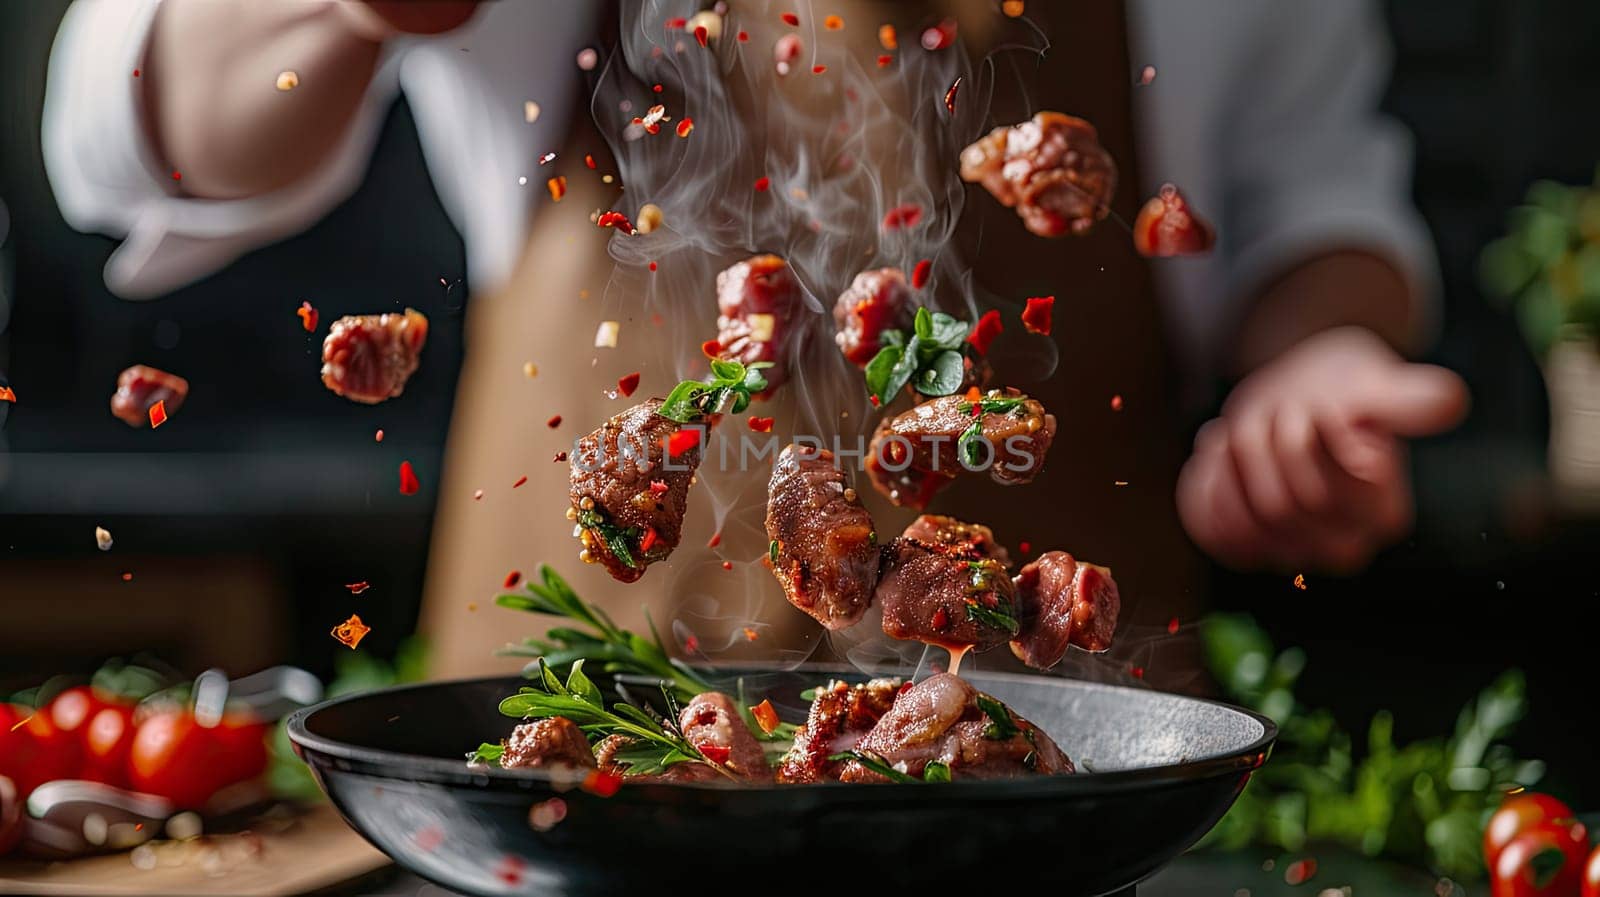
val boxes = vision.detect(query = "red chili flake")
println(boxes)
[597,210,634,234]
[684,634,700,654]
[581,769,624,797]
[473,489,485,500]
[964,386,982,402]
[1284,858,1317,886]
[538,152,557,165]
[676,118,695,138]
[617,372,641,397]
[701,338,723,358]
[648,261,658,272]
[546,414,562,428]
[1130,665,1145,679]
[0,386,16,403]
[868,395,880,407]
[1021,295,1055,335]
[931,607,949,630]
[780,12,800,26]
[898,681,915,695]
[121,572,133,581]
[413,826,444,852]
[584,154,596,169]
[694,25,709,46]
[753,176,771,192]
[399,460,420,495]
[512,475,528,488]
[880,203,923,231]
[824,14,845,29]
[667,428,701,458]
[944,77,961,114]
[504,570,523,589]
[346,581,371,594]
[737,30,750,42]
[750,699,781,734]
[707,532,723,548]
[877,54,893,67]
[747,416,774,433]
[552,451,568,462]
[639,526,659,554]
[721,560,733,570]
[146,399,168,429]
[132,68,140,78]
[647,479,669,497]
[1018,541,1033,556]
[1293,573,1307,591]
[171,170,182,181]
[698,743,732,764]
[1110,394,1124,411]
[911,259,932,289]
[878,24,897,49]
[921,18,957,50]
[812,64,827,74]
[967,309,1003,354]
[743,627,759,641]
[1167,617,1180,635]
[664,16,687,29]
[494,855,526,886]
[331,614,372,649]
[547,176,567,202]
[297,301,319,332]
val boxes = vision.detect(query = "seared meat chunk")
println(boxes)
[776,678,903,784]
[840,674,1071,782]
[866,389,1055,508]
[833,268,914,366]
[1010,552,1121,669]
[716,254,801,397]
[320,308,429,404]
[765,444,880,630]
[595,692,771,783]
[569,399,701,583]
[499,717,596,771]
[959,111,1117,238]
[878,515,1020,653]
[110,365,189,428]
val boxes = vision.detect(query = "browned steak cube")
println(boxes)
[715,254,801,397]
[865,389,1055,509]
[498,717,596,770]
[765,444,880,630]
[959,111,1117,238]
[832,267,914,367]
[109,365,189,428]
[678,692,772,782]
[877,515,1019,653]
[1010,552,1121,669]
[320,308,429,404]
[775,678,902,784]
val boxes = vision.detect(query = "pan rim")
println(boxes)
[287,668,1277,798]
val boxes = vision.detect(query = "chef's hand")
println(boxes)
[1176,326,1468,573]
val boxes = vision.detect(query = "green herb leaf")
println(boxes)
[976,694,1020,740]
[913,306,934,341]
[864,344,905,404]
[923,760,952,783]
[658,358,767,423]
[927,313,970,348]
[565,659,604,709]
[769,540,780,563]
[921,350,966,394]
[965,600,1019,635]
[879,329,906,349]
[830,750,922,783]
[467,742,505,765]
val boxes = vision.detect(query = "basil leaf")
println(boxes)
[659,381,707,423]
[879,329,906,349]
[467,742,505,764]
[917,350,966,396]
[709,358,745,383]
[565,659,604,709]
[864,345,903,403]
[742,367,769,394]
[923,760,952,783]
[731,391,752,414]
[928,312,970,349]
[912,306,933,341]
[885,335,921,401]
[538,658,567,696]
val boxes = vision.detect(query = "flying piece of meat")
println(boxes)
[833,267,915,367]
[1010,552,1121,669]
[960,111,1117,238]
[877,515,1020,653]
[320,308,429,404]
[776,678,902,784]
[569,399,701,583]
[596,691,771,783]
[109,365,189,428]
[839,673,1071,782]
[765,444,880,630]
[499,717,597,770]
[865,389,1056,509]
[1132,183,1216,257]
[715,254,801,396]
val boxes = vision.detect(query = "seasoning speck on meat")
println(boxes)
[569,399,700,583]
[776,678,902,783]
[320,308,429,404]
[840,673,1071,782]
[877,515,1019,653]
[765,444,880,630]
[959,111,1117,238]
[1010,551,1121,669]
[499,717,597,771]
[110,365,189,428]
[866,389,1055,509]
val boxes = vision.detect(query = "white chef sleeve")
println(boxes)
[41,0,402,300]
[1215,0,1440,350]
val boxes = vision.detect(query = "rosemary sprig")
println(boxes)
[658,359,773,423]
[976,694,1021,740]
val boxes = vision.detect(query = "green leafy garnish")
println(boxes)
[963,601,1018,635]
[976,694,1020,740]
[922,761,953,783]
[467,742,505,765]
[957,419,986,467]
[954,394,1030,467]
[769,539,780,563]
[576,507,642,569]
[829,750,922,783]
[863,307,972,405]
[658,359,772,423]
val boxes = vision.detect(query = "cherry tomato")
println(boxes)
[1583,844,1600,897]
[1487,793,1579,871]
[0,776,22,857]
[83,704,137,788]
[0,703,76,797]
[1493,821,1589,897]
[128,711,269,809]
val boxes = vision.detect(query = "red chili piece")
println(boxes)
[399,461,420,495]
[1021,295,1055,335]
[967,309,1003,354]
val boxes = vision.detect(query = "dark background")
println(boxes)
[2,0,1598,803]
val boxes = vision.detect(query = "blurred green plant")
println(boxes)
[1198,614,1544,880]
[1479,166,1600,358]
[267,636,428,803]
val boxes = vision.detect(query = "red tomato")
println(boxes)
[1487,793,1579,871]
[0,703,76,797]
[0,776,22,857]
[83,704,137,787]
[128,711,269,809]
[1584,845,1600,897]
[1493,821,1589,897]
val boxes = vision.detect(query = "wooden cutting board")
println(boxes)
[0,804,390,897]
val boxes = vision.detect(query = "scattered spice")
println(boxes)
[751,699,781,734]
[584,153,596,169]
[296,301,319,332]
[824,14,844,30]
[148,400,168,429]
[95,526,113,551]
[753,176,771,192]
[513,475,528,488]
[473,489,485,500]
[524,362,538,378]
[374,428,384,442]
[346,581,371,594]
[1284,858,1317,886]
[581,769,623,797]
[780,12,799,26]
[967,309,1003,354]
[747,416,774,433]
[0,386,14,403]
[1002,0,1025,16]
[667,428,701,458]
[538,152,557,165]
[721,560,733,570]
[812,64,827,74]
[504,570,523,589]
[331,615,372,649]
[743,627,759,641]
[636,203,664,234]
[399,460,420,495]
[701,338,723,358]
[649,261,658,272]
[495,855,526,886]
[547,176,567,201]
[911,259,932,289]
[648,479,669,496]
[694,25,709,46]
[1110,394,1123,411]
[1138,65,1157,86]
[944,77,961,114]
[597,210,633,233]
[684,634,701,654]
[1167,617,1180,635]
[1021,295,1055,335]
[639,526,659,553]
[737,30,749,42]
[921,18,956,50]
[1130,665,1145,679]
[707,532,723,548]
[617,372,641,397]
[576,48,598,71]
[675,117,695,137]
[1293,573,1307,590]
[276,71,299,91]
[121,572,133,581]
[878,23,897,49]
[880,203,923,231]
[552,451,567,462]
[877,54,893,67]
[547,414,562,428]
[1019,540,1031,554]
[595,321,620,348]
[524,101,541,122]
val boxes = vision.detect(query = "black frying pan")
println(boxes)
[288,668,1274,897]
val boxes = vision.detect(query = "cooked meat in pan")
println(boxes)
[865,389,1056,508]
[715,254,801,397]
[775,677,903,784]
[320,308,429,404]
[1010,552,1121,669]
[959,111,1117,238]
[833,267,914,367]
[839,673,1071,782]
[765,444,880,630]
[568,398,701,583]
[498,717,596,770]
[596,691,772,783]
[877,514,1020,653]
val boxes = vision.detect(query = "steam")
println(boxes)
[589,1,1051,675]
